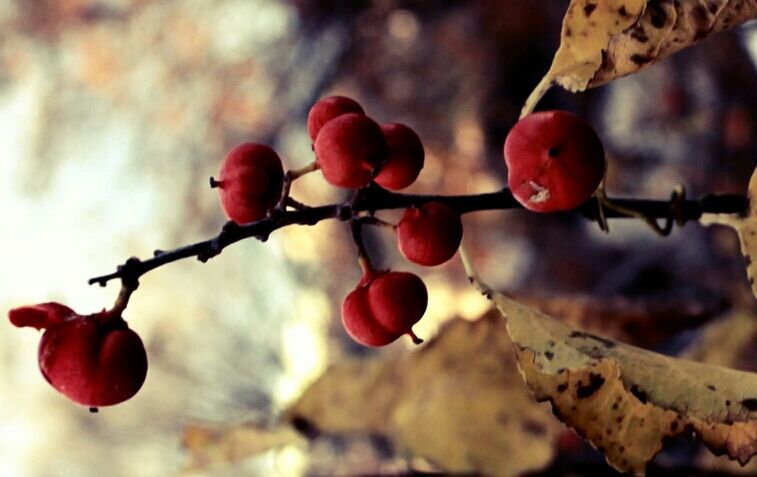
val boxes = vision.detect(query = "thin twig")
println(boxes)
[89,187,748,290]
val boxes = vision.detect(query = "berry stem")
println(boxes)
[89,188,748,287]
[274,161,320,215]
[350,219,375,276]
[594,181,610,233]
[285,197,308,210]
[357,215,397,230]
[110,285,134,316]
[289,161,319,180]
[407,330,424,345]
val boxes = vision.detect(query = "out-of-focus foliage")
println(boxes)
[183,422,306,473]
[190,314,563,477]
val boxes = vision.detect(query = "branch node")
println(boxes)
[221,220,239,234]
[337,204,353,221]
[267,207,284,222]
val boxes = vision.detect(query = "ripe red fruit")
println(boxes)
[9,303,148,407]
[342,271,427,346]
[374,123,425,190]
[504,110,605,212]
[314,113,387,188]
[307,95,365,141]
[397,202,463,266]
[215,143,285,224]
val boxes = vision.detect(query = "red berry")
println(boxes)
[216,143,285,224]
[374,123,425,190]
[314,113,387,189]
[397,202,463,266]
[504,111,605,212]
[341,271,427,347]
[307,96,365,141]
[9,304,147,407]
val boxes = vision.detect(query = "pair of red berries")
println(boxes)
[342,269,427,347]
[308,96,425,190]
[342,201,464,348]
[9,303,147,407]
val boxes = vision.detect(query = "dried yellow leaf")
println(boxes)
[488,291,757,475]
[701,166,757,297]
[522,0,757,116]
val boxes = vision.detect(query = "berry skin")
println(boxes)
[307,96,365,141]
[504,110,605,212]
[342,271,427,346]
[397,202,463,266]
[9,303,147,407]
[374,123,425,190]
[216,143,285,224]
[314,113,387,189]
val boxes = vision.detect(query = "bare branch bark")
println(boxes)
[88,185,747,289]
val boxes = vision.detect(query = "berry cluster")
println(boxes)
[309,96,425,190]
[8,97,609,407]
[212,95,464,347]
[209,101,607,347]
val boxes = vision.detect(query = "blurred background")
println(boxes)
[0,1,755,476]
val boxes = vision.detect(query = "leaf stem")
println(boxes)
[458,240,493,301]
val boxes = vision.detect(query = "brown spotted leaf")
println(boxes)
[683,311,757,475]
[700,165,757,297]
[521,0,757,116]
[489,291,757,476]
[286,314,563,477]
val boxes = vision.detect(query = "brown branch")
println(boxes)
[88,184,747,289]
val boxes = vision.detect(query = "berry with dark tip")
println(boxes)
[9,303,148,407]
[341,270,427,346]
[504,110,605,212]
[215,143,285,224]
